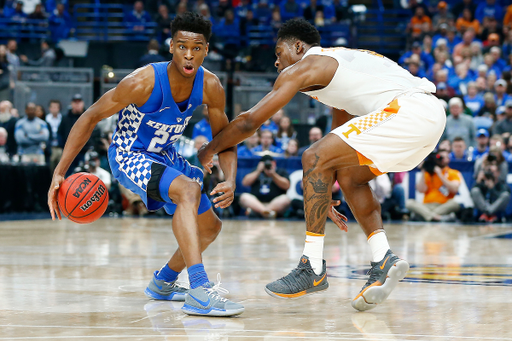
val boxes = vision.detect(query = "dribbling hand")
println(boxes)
[197,143,214,174]
[48,174,64,221]
[327,200,348,232]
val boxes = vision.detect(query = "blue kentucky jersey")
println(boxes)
[112,62,204,154]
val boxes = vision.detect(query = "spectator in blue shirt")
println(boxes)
[7,1,27,21]
[49,3,74,42]
[124,1,153,32]
[464,82,485,115]
[14,102,49,159]
[494,79,510,107]
[473,128,490,159]
[399,41,435,71]
[214,9,241,47]
[136,39,166,68]
[502,31,512,60]
[280,0,302,22]
[449,63,474,95]
[253,0,272,25]
[237,131,260,157]
[260,118,279,135]
[475,0,503,23]
[503,137,512,161]
[252,129,283,155]
[407,58,427,78]
[235,0,251,20]
[450,136,470,161]
[192,105,212,141]
[490,46,507,72]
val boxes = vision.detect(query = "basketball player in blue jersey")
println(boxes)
[199,19,445,311]
[47,13,244,317]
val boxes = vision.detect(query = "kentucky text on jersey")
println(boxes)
[146,118,191,134]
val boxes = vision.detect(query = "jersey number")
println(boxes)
[147,131,179,153]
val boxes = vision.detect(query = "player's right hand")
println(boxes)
[328,200,348,232]
[197,143,214,174]
[48,174,64,221]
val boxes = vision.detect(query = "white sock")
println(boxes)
[302,232,324,275]
[367,229,390,262]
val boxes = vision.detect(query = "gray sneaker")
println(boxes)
[181,276,244,317]
[144,271,188,301]
[352,249,409,311]
[265,255,329,299]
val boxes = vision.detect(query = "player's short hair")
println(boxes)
[277,19,321,46]
[171,12,212,42]
[453,136,465,143]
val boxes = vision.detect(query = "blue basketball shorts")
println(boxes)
[108,145,211,215]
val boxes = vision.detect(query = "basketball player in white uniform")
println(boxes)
[198,19,446,311]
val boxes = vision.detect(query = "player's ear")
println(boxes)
[169,39,174,53]
[205,42,209,56]
[295,41,302,54]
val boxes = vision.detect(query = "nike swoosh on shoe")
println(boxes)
[189,294,210,307]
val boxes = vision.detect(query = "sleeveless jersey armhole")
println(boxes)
[137,63,164,113]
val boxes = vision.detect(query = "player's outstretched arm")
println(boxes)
[48,67,154,220]
[198,64,308,170]
[203,72,237,209]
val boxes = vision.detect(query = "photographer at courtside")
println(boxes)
[471,147,511,222]
[239,154,290,218]
[406,149,462,222]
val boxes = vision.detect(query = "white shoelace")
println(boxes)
[205,273,229,302]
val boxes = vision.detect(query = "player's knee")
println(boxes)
[173,180,201,205]
[338,171,366,191]
[209,218,222,240]
[302,147,320,170]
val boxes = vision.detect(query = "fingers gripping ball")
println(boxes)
[57,172,109,224]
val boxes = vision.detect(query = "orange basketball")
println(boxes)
[57,172,109,224]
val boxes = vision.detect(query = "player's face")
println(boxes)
[170,31,209,78]
[274,39,302,73]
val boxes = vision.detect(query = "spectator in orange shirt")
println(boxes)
[409,7,432,38]
[456,8,480,34]
[406,150,462,222]
[503,4,512,29]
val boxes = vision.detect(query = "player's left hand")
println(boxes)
[198,143,214,174]
[327,200,348,232]
[210,180,236,209]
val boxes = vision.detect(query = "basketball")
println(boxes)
[57,172,109,224]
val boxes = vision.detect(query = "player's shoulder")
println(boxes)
[202,67,225,104]
[115,65,154,98]
[202,67,224,90]
[119,64,155,85]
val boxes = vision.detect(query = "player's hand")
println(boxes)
[327,200,348,232]
[197,143,214,174]
[210,180,236,209]
[48,174,64,221]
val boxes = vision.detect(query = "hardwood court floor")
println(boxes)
[0,217,512,340]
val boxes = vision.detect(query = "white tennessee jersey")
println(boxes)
[301,46,436,117]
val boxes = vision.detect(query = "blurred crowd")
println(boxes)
[1,0,512,223]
